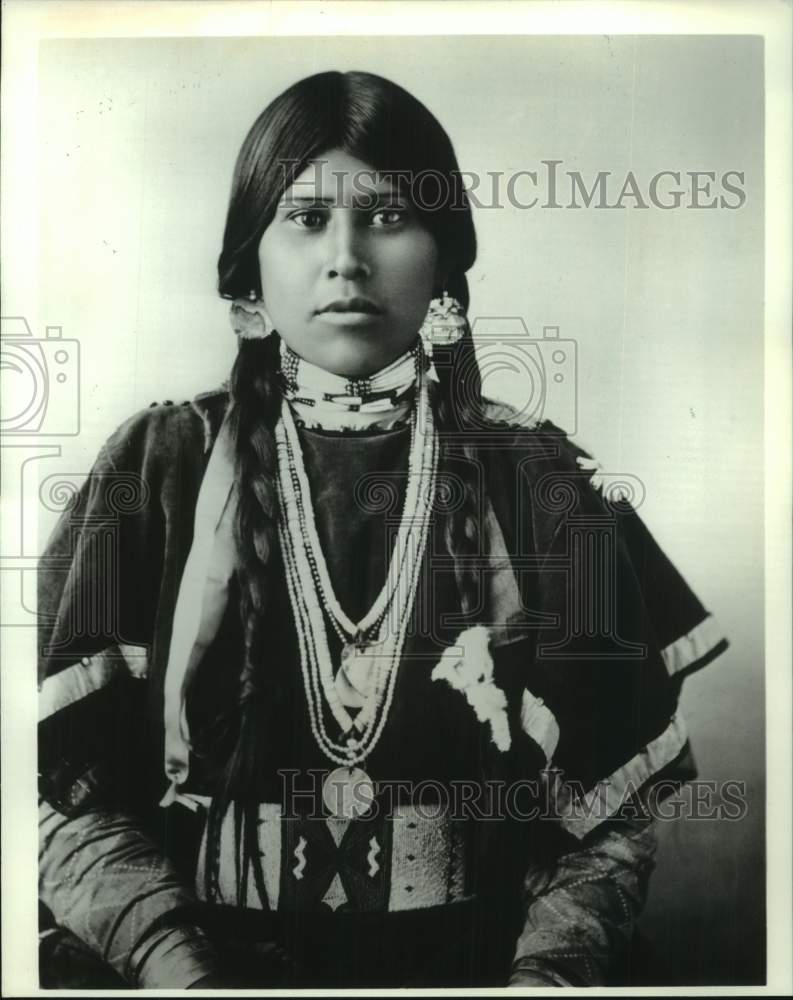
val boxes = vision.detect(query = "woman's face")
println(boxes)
[258,148,442,377]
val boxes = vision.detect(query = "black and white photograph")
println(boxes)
[1,0,790,994]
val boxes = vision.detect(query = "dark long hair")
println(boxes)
[201,70,485,905]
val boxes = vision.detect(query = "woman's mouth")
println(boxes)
[317,297,383,326]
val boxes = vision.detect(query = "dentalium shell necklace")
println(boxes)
[275,357,437,813]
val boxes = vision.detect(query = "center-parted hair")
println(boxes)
[201,70,488,905]
[218,70,476,304]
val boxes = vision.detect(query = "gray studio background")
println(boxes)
[33,35,764,984]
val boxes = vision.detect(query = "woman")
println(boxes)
[37,70,729,988]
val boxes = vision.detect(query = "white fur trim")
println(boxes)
[431,626,511,752]
[520,690,560,765]
[556,710,689,839]
[661,614,727,676]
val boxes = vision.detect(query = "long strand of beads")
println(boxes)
[280,342,424,649]
[285,402,421,650]
[281,409,412,648]
[353,428,437,736]
[276,433,362,742]
[326,418,434,756]
[279,373,429,639]
[282,368,430,752]
[280,381,423,645]
[278,517,363,761]
[277,422,391,751]
[279,475,380,759]
[275,366,437,766]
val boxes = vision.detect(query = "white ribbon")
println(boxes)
[161,411,239,802]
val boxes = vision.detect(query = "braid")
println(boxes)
[432,325,488,618]
[203,332,282,907]
[229,334,282,597]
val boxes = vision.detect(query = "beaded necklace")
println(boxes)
[278,339,428,432]
[279,338,422,409]
[275,359,437,817]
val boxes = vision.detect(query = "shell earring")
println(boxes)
[229,292,274,341]
[418,290,467,353]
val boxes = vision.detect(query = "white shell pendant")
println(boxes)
[338,640,378,705]
[323,765,375,819]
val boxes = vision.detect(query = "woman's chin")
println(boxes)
[288,328,414,378]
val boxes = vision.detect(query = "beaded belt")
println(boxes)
[195,803,472,914]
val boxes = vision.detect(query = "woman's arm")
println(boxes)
[39,799,218,987]
[509,815,657,987]
[37,405,220,987]
[500,426,729,986]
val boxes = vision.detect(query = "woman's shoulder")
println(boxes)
[480,397,598,474]
[97,384,231,473]
[477,397,621,540]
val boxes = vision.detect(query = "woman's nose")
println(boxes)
[325,218,370,281]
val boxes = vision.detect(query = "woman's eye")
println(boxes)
[290,210,327,230]
[370,207,408,227]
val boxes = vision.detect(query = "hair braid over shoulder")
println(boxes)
[202,332,283,906]
[432,324,488,618]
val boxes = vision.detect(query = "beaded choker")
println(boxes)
[278,339,426,431]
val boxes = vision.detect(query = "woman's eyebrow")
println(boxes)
[279,187,407,207]
[279,196,334,207]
